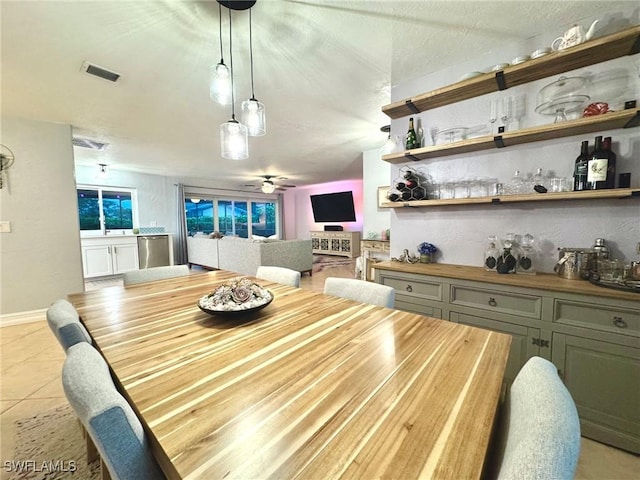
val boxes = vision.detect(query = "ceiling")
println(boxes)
[1,0,632,189]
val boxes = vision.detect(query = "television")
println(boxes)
[310,191,356,223]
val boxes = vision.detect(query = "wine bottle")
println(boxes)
[573,140,589,191]
[587,136,616,189]
[405,117,418,150]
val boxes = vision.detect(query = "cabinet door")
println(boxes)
[552,333,640,453]
[82,245,113,278]
[450,311,540,383]
[112,243,139,274]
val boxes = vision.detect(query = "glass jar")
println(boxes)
[484,235,500,271]
[516,233,537,275]
[506,170,525,195]
[497,233,518,274]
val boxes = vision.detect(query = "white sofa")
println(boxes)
[187,236,313,276]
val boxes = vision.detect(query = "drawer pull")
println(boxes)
[406,285,413,293]
[612,316,627,329]
[488,297,497,307]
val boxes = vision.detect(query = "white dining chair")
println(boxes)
[123,264,189,286]
[62,342,164,480]
[256,266,301,287]
[46,299,92,352]
[323,277,395,308]
[492,356,581,480]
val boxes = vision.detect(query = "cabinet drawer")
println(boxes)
[450,285,542,319]
[380,275,443,302]
[553,299,640,335]
[394,299,443,319]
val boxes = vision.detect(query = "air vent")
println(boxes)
[72,137,108,151]
[81,61,121,82]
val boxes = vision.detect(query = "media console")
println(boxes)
[310,231,361,258]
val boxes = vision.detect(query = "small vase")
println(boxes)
[420,253,431,263]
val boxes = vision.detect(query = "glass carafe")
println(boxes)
[516,233,537,275]
[484,235,500,271]
[497,233,518,274]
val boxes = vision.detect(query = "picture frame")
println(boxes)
[377,186,390,208]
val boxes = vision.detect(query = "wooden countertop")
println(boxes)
[373,261,640,302]
[68,270,511,480]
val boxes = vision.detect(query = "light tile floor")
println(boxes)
[1,263,638,479]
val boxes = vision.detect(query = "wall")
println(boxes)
[387,11,640,273]
[0,116,84,316]
[284,179,364,240]
[362,147,391,240]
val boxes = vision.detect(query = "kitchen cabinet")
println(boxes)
[374,261,640,453]
[311,231,361,258]
[81,236,139,278]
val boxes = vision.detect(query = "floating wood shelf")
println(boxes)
[381,109,640,164]
[382,25,640,119]
[380,188,639,209]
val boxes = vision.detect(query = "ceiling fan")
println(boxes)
[244,175,297,194]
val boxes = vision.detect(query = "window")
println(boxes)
[184,197,278,238]
[77,186,137,235]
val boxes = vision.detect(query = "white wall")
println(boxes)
[283,179,364,240]
[362,147,391,240]
[388,11,640,273]
[1,116,84,316]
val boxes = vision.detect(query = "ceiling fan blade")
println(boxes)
[280,184,296,188]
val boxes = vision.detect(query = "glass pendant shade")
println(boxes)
[210,62,232,105]
[241,98,266,136]
[220,119,248,160]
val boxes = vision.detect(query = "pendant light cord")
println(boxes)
[229,7,236,120]
[218,3,224,63]
[249,8,256,100]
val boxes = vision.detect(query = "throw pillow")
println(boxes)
[252,235,267,242]
[268,234,278,239]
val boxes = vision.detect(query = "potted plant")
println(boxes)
[417,242,437,263]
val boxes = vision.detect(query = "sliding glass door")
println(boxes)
[218,200,248,238]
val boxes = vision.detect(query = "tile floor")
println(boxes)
[1,263,638,479]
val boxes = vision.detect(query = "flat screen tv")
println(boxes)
[310,191,356,223]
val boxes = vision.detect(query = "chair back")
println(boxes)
[492,356,580,480]
[323,277,395,308]
[123,264,189,286]
[46,299,91,351]
[256,266,301,287]
[62,342,164,480]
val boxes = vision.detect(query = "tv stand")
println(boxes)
[311,231,361,258]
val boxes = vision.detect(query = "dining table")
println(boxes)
[68,269,511,480]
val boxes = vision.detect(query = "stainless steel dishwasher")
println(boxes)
[137,235,170,269]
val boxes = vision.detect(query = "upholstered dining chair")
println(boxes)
[123,264,189,286]
[46,299,92,352]
[256,266,301,288]
[323,277,395,308]
[491,356,581,480]
[62,342,164,480]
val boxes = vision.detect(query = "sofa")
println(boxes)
[187,236,313,276]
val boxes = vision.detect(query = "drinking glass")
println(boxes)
[501,95,514,131]
[512,94,527,130]
[489,99,499,134]
[429,127,439,146]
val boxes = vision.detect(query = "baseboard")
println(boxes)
[0,308,47,328]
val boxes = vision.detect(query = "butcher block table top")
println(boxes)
[68,270,511,480]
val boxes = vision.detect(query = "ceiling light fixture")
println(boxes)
[209,3,231,105]
[261,179,276,194]
[219,6,248,160]
[191,198,201,204]
[240,8,265,136]
[98,163,108,178]
[380,125,394,154]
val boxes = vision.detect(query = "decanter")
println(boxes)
[516,233,537,275]
[496,233,518,274]
[484,235,500,272]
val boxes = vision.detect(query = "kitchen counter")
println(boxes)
[373,261,639,302]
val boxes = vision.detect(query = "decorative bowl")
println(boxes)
[198,277,273,316]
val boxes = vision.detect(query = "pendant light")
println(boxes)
[241,8,266,136]
[261,179,276,194]
[220,6,248,160]
[380,125,394,154]
[210,3,231,105]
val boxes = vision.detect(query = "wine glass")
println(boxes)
[501,96,514,131]
[489,99,499,134]
[512,94,527,130]
[429,126,439,146]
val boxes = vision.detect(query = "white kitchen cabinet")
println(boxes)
[81,236,139,278]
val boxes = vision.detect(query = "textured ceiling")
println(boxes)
[1,0,633,189]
